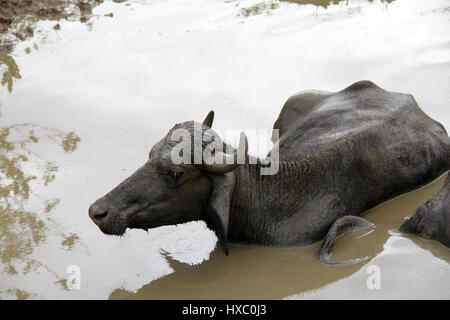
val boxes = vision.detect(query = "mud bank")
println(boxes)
[0,0,106,53]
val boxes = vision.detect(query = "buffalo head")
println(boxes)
[88,112,247,254]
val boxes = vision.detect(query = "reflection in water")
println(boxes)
[110,174,449,300]
[0,53,21,93]
[282,0,394,8]
[239,0,395,18]
[6,288,35,300]
[240,1,280,17]
[0,114,80,298]
[61,233,80,251]
[110,244,362,300]
[282,0,346,8]
[62,132,81,153]
[287,235,450,299]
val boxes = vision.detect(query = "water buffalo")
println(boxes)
[400,174,450,248]
[89,80,450,261]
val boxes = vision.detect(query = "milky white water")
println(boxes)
[0,0,449,299]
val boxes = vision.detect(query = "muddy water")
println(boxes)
[0,0,449,299]
[110,173,449,299]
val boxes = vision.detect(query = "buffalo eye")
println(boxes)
[167,169,184,180]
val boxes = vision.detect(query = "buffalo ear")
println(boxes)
[203,171,235,255]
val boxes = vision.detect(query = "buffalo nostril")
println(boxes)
[95,210,108,220]
[89,202,109,223]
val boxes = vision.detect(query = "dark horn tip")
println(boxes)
[203,110,215,128]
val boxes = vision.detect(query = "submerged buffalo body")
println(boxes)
[89,81,450,255]
[400,174,450,247]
